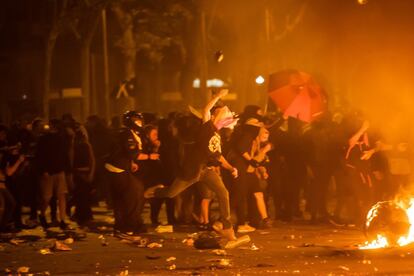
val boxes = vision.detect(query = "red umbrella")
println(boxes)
[268,70,327,122]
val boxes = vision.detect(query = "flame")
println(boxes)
[360,234,389,249]
[360,198,414,249]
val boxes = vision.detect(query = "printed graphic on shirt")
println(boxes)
[130,130,143,151]
[208,133,222,154]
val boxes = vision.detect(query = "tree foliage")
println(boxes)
[111,0,196,65]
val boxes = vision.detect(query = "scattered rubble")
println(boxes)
[10,238,25,245]
[338,265,350,271]
[54,240,72,251]
[155,225,173,233]
[147,242,163,248]
[17,267,30,273]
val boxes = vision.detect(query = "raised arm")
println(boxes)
[203,89,228,123]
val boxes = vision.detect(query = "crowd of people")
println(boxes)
[0,89,412,241]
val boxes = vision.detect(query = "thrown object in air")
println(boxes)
[215,50,224,63]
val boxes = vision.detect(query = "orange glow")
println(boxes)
[360,198,414,249]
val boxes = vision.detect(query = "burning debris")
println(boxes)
[360,199,414,249]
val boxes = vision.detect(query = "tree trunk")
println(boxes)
[80,11,101,120]
[111,3,136,112]
[43,35,57,120]
[80,43,91,119]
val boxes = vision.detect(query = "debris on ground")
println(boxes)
[39,248,53,255]
[212,249,227,256]
[10,238,25,245]
[218,259,231,267]
[155,225,173,233]
[167,264,176,270]
[224,235,251,249]
[182,238,194,247]
[338,265,350,271]
[146,253,161,260]
[64,238,74,244]
[98,235,109,246]
[139,238,149,248]
[194,233,221,249]
[301,243,315,247]
[54,240,72,251]
[119,269,129,276]
[250,243,259,251]
[166,256,176,262]
[17,266,30,273]
[147,242,163,248]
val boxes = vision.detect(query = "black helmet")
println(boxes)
[122,110,144,130]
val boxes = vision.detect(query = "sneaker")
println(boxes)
[39,215,49,229]
[237,224,256,233]
[220,227,237,241]
[260,218,273,229]
[212,221,223,232]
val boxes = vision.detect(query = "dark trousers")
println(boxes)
[308,165,331,220]
[155,167,231,229]
[73,175,93,225]
[234,171,254,225]
[109,171,144,232]
[6,181,23,226]
[0,188,16,231]
[281,163,306,221]
[149,198,175,225]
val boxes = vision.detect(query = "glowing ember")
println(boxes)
[360,199,414,249]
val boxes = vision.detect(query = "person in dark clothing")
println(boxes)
[2,143,27,230]
[344,118,374,225]
[267,115,289,221]
[86,115,112,204]
[0,166,16,232]
[36,119,71,230]
[0,125,16,232]
[145,105,239,242]
[157,118,179,224]
[104,111,146,236]
[229,118,272,232]
[72,125,95,226]
[139,124,175,225]
[304,114,336,223]
[269,117,307,222]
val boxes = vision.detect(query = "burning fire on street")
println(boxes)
[360,198,414,250]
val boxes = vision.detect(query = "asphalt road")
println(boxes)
[2,207,414,275]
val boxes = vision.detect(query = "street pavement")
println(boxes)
[2,206,414,275]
